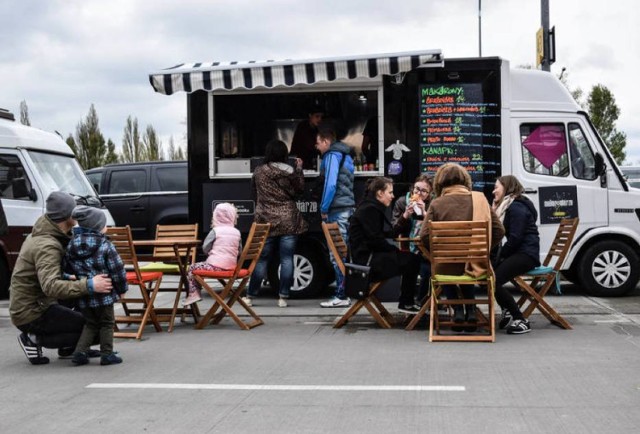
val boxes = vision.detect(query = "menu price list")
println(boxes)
[419,83,500,189]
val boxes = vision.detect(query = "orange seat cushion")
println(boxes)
[126,271,163,284]
[193,269,250,278]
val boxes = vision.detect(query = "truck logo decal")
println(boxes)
[385,140,411,160]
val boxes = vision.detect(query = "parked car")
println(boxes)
[86,161,188,240]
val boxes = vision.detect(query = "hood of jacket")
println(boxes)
[31,214,71,244]
[66,226,107,261]
[213,202,238,227]
[328,141,351,155]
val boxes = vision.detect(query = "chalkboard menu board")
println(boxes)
[419,83,500,190]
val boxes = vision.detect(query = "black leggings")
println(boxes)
[17,304,86,349]
[493,252,538,320]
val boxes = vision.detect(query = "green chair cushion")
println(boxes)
[139,262,181,273]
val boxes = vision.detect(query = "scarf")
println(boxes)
[494,194,515,223]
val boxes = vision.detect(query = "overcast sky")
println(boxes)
[2,0,639,163]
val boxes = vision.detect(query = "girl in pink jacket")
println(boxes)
[183,203,241,306]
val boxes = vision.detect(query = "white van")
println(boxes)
[149,50,640,297]
[0,108,115,297]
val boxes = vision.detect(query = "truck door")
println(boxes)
[510,116,606,261]
[102,168,150,239]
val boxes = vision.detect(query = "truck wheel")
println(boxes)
[268,244,324,299]
[577,240,640,297]
[0,259,9,299]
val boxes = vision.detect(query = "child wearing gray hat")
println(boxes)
[62,206,128,366]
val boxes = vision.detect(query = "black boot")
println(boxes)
[452,306,465,332]
[465,305,478,332]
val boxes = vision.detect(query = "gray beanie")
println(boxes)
[72,205,107,232]
[46,191,77,222]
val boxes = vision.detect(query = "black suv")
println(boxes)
[86,161,188,240]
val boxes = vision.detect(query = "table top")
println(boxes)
[132,239,201,247]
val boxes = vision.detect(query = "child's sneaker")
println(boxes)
[278,298,288,308]
[320,297,351,308]
[241,296,253,307]
[182,292,202,306]
[506,319,531,334]
[100,353,123,366]
[71,351,89,366]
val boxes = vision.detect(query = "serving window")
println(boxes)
[210,89,380,176]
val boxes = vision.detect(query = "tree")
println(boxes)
[587,84,627,164]
[19,100,31,126]
[142,125,163,161]
[68,104,109,170]
[167,136,185,160]
[104,139,119,165]
[120,116,142,163]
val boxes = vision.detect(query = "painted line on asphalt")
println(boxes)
[86,383,465,392]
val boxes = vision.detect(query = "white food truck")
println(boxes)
[149,49,640,297]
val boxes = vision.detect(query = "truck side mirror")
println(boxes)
[11,178,37,201]
[594,153,606,177]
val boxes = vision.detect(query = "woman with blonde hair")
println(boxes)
[419,163,504,330]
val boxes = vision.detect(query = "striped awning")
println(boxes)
[149,49,443,95]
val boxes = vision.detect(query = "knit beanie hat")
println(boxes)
[72,205,107,232]
[45,191,77,222]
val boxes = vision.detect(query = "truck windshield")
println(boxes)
[28,151,101,206]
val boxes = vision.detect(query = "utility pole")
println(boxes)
[541,0,550,71]
[478,0,482,57]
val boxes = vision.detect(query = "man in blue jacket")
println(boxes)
[316,128,355,307]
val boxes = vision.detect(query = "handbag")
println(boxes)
[344,254,373,300]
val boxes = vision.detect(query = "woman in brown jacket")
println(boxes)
[245,140,308,307]
[419,163,504,329]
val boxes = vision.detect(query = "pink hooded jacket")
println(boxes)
[205,203,241,270]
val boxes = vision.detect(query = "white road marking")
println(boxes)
[86,383,465,392]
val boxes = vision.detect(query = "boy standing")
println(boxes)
[62,206,127,366]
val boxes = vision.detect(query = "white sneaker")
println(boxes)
[278,298,288,308]
[182,292,202,306]
[320,297,351,308]
[241,296,252,307]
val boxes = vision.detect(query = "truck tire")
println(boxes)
[0,259,9,299]
[268,243,325,299]
[577,240,640,297]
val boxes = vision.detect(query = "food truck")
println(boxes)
[149,49,640,298]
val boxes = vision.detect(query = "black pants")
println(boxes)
[76,305,115,355]
[493,252,538,320]
[17,304,85,349]
[371,250,421,306]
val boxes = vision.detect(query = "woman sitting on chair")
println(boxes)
[419,163,504,331]
[349,177,421,314]
[491,175,541,334]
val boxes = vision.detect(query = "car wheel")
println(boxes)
[577,240,640,297]
[268,243,325,299]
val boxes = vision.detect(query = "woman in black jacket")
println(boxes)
[349,177,421,313]
[492,175,541,334]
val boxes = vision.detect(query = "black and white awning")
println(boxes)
[149,49,443,95]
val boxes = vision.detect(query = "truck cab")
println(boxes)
[149,50,640,297]
[0,108,114,298]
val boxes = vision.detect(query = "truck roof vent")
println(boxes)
[0,108,16,121]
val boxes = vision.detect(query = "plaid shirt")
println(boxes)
[62,227,128,308]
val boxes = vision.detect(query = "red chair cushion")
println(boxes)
[126,271,163,283]
[193,269,250,278]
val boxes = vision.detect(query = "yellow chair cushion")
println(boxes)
[434,273,487,282]
[139,262,181,273]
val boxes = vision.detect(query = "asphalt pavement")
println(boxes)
[1,279,639,434]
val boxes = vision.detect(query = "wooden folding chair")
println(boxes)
[398,237,433,331]
[193,222,270,330]
[139,224,200,331]
[106,226,163,340]
[513,217,579,330]
[322,222,394,329]
[428,220,496,342]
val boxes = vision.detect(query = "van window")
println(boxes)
[568,123,597,180]
[108,170,146,194]
[0,154,33,200]
[520,123,569,177]
[155,166,187,192]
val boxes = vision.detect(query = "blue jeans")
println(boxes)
[327,208,353,299]
[247,234,298,298]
